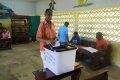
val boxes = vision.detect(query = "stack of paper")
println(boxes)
[53,41,60,47]
[82,47,98,53]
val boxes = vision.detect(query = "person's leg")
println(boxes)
[32,36,36,42]
[85,54,93,63]
[33,36,36,42]
[40,51,46,69]
[76,52,85,61]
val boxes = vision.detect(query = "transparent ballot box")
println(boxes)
[44,45,77,75]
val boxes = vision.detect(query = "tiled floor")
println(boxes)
[0,42,120,80]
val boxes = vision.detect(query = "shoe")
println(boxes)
[43,68,46,72]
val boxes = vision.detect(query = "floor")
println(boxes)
[0,42,120,80]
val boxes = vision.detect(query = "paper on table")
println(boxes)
[53,41,60,47]
[82,47,98,53]
[75,62,80,67]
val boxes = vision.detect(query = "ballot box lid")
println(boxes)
[45,45,77,52]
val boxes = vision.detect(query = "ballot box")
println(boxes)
[44,45,77,75]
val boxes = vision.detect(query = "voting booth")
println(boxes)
[44,45,77,75]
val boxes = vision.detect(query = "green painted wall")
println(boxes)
[0,19,11,32]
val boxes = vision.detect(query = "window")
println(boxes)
[40,7,120,42]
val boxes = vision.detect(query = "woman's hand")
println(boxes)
[47,39,56,45]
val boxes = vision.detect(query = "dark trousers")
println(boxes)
[32,36,36,42]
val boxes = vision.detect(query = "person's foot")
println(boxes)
[39,68,46,72]
[43,68,46,72]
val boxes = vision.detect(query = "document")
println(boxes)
[53,41,60,47]
[82,47,98,53]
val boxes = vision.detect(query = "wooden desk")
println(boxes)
[85,71,108,80]
[0,38,12,50]
[77,46,97,54]
[76,46,111,70]
[33,66,82,80]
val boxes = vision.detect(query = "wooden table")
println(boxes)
[76,46,111,70]
[33,66,82,80]
[85,71,108,80]
[0,38,12,50]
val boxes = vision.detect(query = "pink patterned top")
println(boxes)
[2,31,11,39]
[36,20,56,51]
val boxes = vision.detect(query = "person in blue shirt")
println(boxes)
[58,22,69,45]
[70,32,81,45]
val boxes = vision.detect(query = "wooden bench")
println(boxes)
[33,66,82,80]
[85,71,108,80]
[0,38,12,50]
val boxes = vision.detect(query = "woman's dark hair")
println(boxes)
[3,27,7,31]
[44,9,52,14]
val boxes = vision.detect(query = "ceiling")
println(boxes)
[20,0,41,2]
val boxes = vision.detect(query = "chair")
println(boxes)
[0,38,12,50]
[85,71,108,80]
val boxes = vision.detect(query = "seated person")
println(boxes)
[70,32,81,45]
[0,23,3,39]
[96,32,109,50]
[0,28,11,49]
[86,32,109,62]
[1,27,11,39]
[77,32,109,62]
[0,28,2,39]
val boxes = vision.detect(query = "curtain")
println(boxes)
[29,16,40,36]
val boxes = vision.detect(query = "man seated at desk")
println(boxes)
[70,32,81,45]
[77,32,109,62]
[96,32,109,50]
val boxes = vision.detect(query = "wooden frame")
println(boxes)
[11,15,30,43]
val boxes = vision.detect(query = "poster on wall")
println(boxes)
[74,0,93,8]
[0,3,14,19]
[49,0,56,10]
